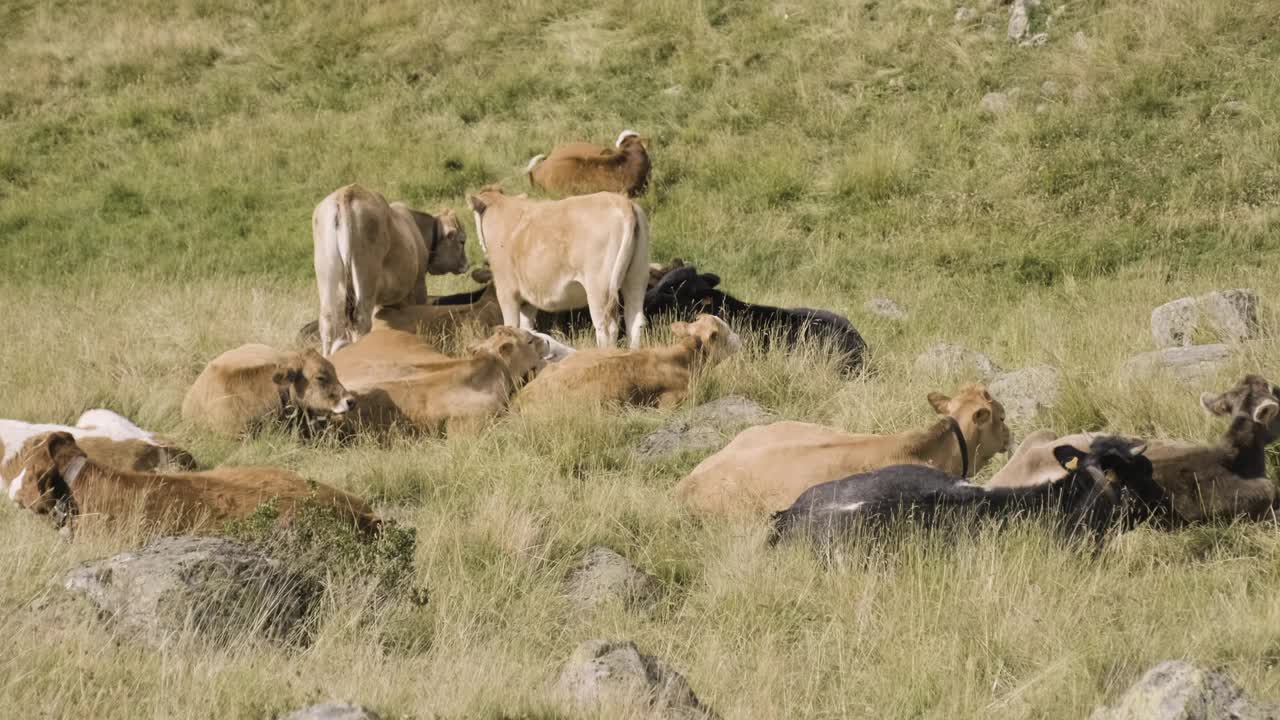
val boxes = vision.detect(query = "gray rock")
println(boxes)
[565,546,662,615]
[989,365,1061,426]
[63,536,319,646]
[1021,32,1049,47]
[1072,84,1092,103]
[1090,660,1280,720]
[914,343,999,379]
[635,395,772,461]
[980,92,1011,115]
[556,639,717,720]
[663,85,686,96]
[1007,0,1030,40]
[1040,80,1060,97]
[281,702,383,720]
[1073,31,1089,51]
[1215,100,1249,116]
[954,6,978,23]
[1122,345,1232,385]
[864,298,908,320]
[1151,289,1259,348]
[1035,103,1049,114]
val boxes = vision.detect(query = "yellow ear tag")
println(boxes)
[1063,457,1079,470]
[1104,469,1117,483]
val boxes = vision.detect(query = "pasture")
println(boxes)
[2,0,1279,717]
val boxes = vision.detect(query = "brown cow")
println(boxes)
[525,130,650,198]
[675,385,1012,514]
[518,314,740,410]
[182,344,355,436]
[9,432,380,536]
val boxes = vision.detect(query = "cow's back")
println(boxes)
[331,329,452,385]
[182,344,289,435]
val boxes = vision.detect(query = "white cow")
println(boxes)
[312,184,468,356]
[466,188,650,349]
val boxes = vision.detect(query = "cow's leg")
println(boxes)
[408,274,428,306]
[497,290,522,328]
[657,389,687,409]
[586,294,612,348]
[517,304,538,331]
[621,262,648,349]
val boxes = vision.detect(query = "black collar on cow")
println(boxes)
[946,417,970,479]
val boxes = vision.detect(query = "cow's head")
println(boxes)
[644,265,723,317]
[1201,375,1280,441]
[468,326,547,384]
[274,349,356,417]
[1049,436,1163,539]
[927,384,1012,473]
[427,209,469,276]
[671,314,741,367]
[9,432,84,529]
[615,130,647,152]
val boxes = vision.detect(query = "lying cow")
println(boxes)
[525,130,651,198]
[337,326,549,435]
[675,384,1011,515]
[313,184,469,356]
[772,437,1165,547]
[182,344,355,436]
[3,410,195,498]
[9,432,380,536]
[467,187,650,349]
[518,314,740,410]
[645,265,868,373]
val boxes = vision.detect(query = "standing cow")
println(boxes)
[312,184,469,356]
[466,188,650,349]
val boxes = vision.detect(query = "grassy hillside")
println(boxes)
[2,1,1279,718]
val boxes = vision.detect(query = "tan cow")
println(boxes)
[525,130,651,198]
[3,410,195,502]
[182,344,355,436]
[518,314,740,410]
[467,187,650,349]
[675,385,1012,514]
[337,326,549,435]
[9,432,379,536]
[313,184,469,356]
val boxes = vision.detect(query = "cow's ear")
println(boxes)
[272,366,302,385]
[1200,392,1231,416]
[467,195,487,213]
[670,321,690,339]
[971,407,991,426]
[701,273,721,288]
[471,267,493,284]
[1052,445,1087,472]
[927,392,951,414]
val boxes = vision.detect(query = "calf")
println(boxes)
[675,385,1012,515]
[182,344,355,436]
[339,326,549,435]
[645,265,867,373]
[525,130,651,198]
[313,184,469,356]
[467,187,650,348]
[772,437,1164,547]
[518,314,740,410]
[9,432,380,536]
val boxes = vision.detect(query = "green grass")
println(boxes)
[2,0,1280,717]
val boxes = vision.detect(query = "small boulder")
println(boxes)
[864,298,908,320]
[1073,31,1089,51]
[1122,345,1232,385]
[1214,100,1249,116]
[1090,660,1280,720]
[1021,32,1049,47]
[565,546,662,615]
[556,639,717,720]
[635,395,772,461]
[63,536,320,646]
[914,343,999,380]
[954,7,978,23]
[988,365,1061,426]
[1007,0,1030,40]
[1041,80,1060,97]
[1150,289,1259,348]
[281,702,383,720]
[980,92,1011,115]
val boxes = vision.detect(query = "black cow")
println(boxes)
[771,436,1167,548]
[644,265,868,373]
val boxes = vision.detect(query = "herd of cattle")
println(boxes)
[2,130,1277,551]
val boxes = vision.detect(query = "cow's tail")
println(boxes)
[334,194,365,326]
[607,202,648,314]
[523,154,545,176]
[315,191,359,355]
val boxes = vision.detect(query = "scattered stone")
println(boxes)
[1072,84,1092,103]
[989,365,1062,426]
[1150,289,1259,348]
[914,343,999,380]
[63,536,320,646]
[663,85,685,96]
[1007,0,1030,41]
[954,6,978,23]
[1090,660,1280,720]
[980,92,1011,115]
[1073,31,1089,51]
[565,546,662,615]
[556,639,718,720]
[865,298,908,320]
[1021,32,1049,47]
[634,395,772,461]
[1035,103,1049,114]
[1122,345,1232,385]
[282,702,383,720]
[1214,100,1249,116]
[1040,80,1060,97]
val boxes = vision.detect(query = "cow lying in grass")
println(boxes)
[518,314,741,411]
[771,436,1165,547]
[183,344,355,436]
[525,130,651,198]
[9,432,380,536]
[3,410,195,495]
[676,385,1011,514]
[644,264,868,373]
